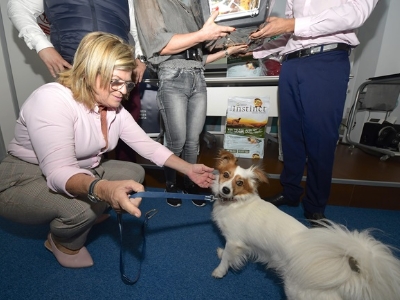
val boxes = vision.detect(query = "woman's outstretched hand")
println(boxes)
[187,164,215,188]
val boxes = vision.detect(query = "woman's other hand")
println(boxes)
[186,164,215,188]
[95,180,144,217]
[200,10,236,41]
[226,44,249,57]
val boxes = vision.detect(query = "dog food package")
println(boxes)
[225,96,270,137]
[223,96,270,158]
[224,134,265,158]
[227,55,262,77]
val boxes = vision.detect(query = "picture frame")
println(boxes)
[200,0,271,28]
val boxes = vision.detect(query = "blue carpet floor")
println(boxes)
[1,187,400,300]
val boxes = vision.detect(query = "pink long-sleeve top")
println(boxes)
[253,0,380,59]
[8,82,173,196]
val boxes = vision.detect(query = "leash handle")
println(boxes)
[118,209,158,285]
[119,190,216,284]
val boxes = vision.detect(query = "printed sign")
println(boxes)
[138,80,161,137]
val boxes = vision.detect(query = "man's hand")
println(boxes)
[250,17,295,40]
[38,47,72,78]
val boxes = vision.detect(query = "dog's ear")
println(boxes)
[216,149,237,168]
[252,166,269,185]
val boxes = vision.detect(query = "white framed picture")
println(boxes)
[200,0,271,28]
[208,0,261,22]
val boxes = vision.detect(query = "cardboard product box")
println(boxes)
[223,134,265,158]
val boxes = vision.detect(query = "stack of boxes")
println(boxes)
[223,96,270,158]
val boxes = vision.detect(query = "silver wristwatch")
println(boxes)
[136,54,147,63]
[87,179,102,203]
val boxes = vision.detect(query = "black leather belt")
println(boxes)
[284,43,351,61]
[168,48,202,61]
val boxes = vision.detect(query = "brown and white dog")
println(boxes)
[211,149,400,300]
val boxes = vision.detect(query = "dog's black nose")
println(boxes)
[222,187,230,195]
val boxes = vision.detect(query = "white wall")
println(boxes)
[0,4,19,158]
[270,0,286,17]
[1,2,52,107]
[374,0,400,76]
[0,1,51,156]
[344,0,400,143]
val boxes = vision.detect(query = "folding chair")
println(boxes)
[345,73,400,161]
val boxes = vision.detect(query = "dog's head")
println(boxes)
[212,150,268,202]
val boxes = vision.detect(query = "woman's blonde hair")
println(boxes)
[57,31,136,109]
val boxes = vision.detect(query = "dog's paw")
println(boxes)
[212,267,227,278]
[216,247,224,259]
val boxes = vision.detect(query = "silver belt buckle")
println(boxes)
[322,43,338,52]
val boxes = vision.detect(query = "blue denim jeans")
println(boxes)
[157,67,207,186]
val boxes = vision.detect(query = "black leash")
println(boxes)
[117,209,157,285]
[118,191,216,285]
[129,191,216,202]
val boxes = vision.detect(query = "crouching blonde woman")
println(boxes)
[0,32,214,268]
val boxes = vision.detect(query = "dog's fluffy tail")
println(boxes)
[282,222,400,300]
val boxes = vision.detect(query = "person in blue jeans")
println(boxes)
[134,0,248,207]
[250,0,379,226]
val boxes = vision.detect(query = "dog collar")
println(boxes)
[218,197,237,203]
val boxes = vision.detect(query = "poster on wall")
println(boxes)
[226,55,262,77]
[137,74,161,137]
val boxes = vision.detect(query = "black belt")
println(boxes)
[168,48,202,61]
[284,43,351,61]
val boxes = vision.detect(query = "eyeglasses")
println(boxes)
[110,79,136,93]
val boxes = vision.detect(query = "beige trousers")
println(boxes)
[0,155,145,250]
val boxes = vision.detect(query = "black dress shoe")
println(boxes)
[184,184,206,207]
[304,211,329,228]
[263,194,300,207]
[166,184,182,207]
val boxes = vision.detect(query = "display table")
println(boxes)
[204,76,279,117]
[142,75,282,159]
[144,76,280,118]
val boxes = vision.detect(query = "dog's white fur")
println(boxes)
[211,150,400,300]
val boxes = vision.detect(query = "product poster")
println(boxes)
[138,79,161,137]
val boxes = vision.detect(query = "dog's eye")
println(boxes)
[236,180,243,186]
[223,172,230,178]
